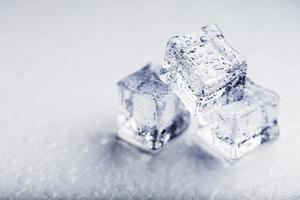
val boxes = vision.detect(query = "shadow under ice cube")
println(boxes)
[160,24,247,115]
[195,78,279,161]
[117,64,190,152]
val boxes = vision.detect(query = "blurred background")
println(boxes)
[0,0,300,199]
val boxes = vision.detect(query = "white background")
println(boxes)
[0,0,300,199]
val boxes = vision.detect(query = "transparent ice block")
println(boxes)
[117,64,190,152]
[160,24,247,115]
[195,78,279,161]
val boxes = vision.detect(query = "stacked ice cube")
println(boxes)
[117,24,279,161]
[160,24,279,161]
[160,24,247,115]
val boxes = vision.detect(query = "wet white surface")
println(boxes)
[0,0,300,199]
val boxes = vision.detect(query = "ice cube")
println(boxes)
[195,78,279,161]
[117,64,190,152]
[160,24,247,115]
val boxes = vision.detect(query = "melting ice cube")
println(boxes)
[195,78,279,161]
[117,64,190,152]
[160,24,247,115]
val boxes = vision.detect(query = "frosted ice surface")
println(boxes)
[195,78,280,161]
[117,64,190,152]
[160,24,247,115]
